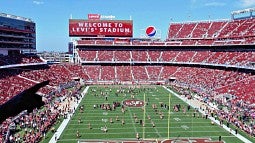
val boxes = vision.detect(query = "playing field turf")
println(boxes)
[57,85,248,143]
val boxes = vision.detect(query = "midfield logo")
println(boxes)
[123,99,144,107]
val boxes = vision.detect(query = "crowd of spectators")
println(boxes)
[169,81,255,137]
[0,73,81,143]
[0,55,254,142]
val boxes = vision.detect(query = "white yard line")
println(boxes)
[145,112,162,138]
[127,107,138,133]
[163,86,253,143]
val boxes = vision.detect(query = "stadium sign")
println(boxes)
[69,19,133,37]
[123,99,144,107]
[88,14,100,20]
[101,15,116,19]
[87,14,116,20]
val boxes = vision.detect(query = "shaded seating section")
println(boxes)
[0,64,79,106]
[0,82,81,143]
[0,69,37,105]
[20,64,73,86]
[0,54,44,66]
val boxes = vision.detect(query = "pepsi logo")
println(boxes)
[123,99,144,107]
[146,26,156,37]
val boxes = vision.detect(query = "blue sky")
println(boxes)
[0,0,255,52]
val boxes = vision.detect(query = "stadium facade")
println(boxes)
[0,13,36,55]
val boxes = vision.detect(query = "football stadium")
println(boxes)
[1,1,255,143]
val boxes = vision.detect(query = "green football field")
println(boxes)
[57,85,250,143]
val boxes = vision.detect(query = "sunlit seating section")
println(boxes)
[175,51,195,62]
[132,66,148,81]
[100,66,115,81]
[82,65,100,81]
[114,50,130,61]
[131,50,148,62]
[116,66,132,81]
[78,50,97,61]
[147,51,161,62]
[161,51,179,62]
[146,66,162,81]
[97,50,114,61]
[192,22,211,38]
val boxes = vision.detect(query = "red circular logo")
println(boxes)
[123,99,144,107]
[146,26,156,37]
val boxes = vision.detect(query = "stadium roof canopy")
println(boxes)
[0,12,33,22]
[231,7,255,15]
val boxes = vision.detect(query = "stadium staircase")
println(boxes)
[189,22,198,38]
[174,23,183,39]
[99,66,102,81]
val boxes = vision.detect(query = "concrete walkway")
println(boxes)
[163,86,252,143]
[49,86,90,143]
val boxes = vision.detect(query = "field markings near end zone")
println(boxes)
[162,86,253,143]
[62,125,219,131]
[127,107,138,133]
[145,112,162,138]
[174,117,181,121]
[180,125,189,130]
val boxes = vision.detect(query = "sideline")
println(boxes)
[49,86,90,143]
[162,86,252,143]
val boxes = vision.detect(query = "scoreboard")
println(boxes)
[69,19,133,37]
